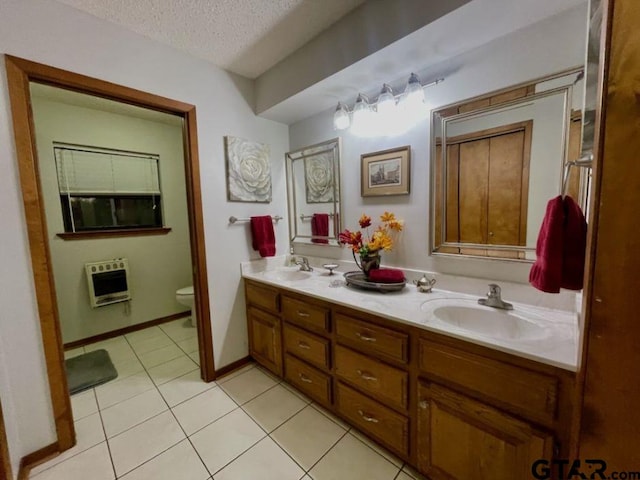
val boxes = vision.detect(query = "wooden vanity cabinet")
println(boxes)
[417,381,553,480]
[245,282,282,376]
[244,279,576,478]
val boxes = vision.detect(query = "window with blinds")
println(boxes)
[54,143,163,232]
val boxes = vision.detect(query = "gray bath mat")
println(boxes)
[65,349,118,395]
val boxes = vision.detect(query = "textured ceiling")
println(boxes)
[53,0,365,78]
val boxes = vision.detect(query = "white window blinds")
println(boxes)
[55,145,160,195]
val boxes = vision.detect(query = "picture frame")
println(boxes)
[361,145,411,197]
[224,135,272,203]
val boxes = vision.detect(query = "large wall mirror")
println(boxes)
[431,68,587,261]
[285,138,342,246]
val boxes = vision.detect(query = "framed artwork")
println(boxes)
[361,145,411,197]
[224,135,272,203]
[304,150,335,203]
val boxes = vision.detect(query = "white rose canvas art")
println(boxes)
[224,135,272,203]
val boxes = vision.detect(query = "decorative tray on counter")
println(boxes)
[343,271,406,293]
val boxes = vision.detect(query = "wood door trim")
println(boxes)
[4,55,215,455]
[0,399,12,480]
[16,442,59,480]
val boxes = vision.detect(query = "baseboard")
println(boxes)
[17,442,59,480]
[214,356,252,380]
[63,311,190,350]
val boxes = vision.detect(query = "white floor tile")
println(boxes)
[189,350,201,365]
[158,370,215,407]
[30,412,105,475]
[108,411,185,477]
[190,408,265,474]
[118,439,209,480]
[70,389,97,421]
[63,347,84,359]
[30,443,114,480]
[125,326,166,344]
[84,336,127,352]
[172,386,237,435]
[309,433,400,480]
[147,355,198,385]
[350,429,403,468]
[271,405,347,470]
[138,343,186,369]
[243,384,307,432]
[401,464,428,480]
[129,333,174,355]
[310,403,351,430]
[215,437,304,480]
[280,381,312,404]
[160,318,197,342]
[396,471,416,480]
[219,367,278,405]
[215,363,255,384]
[112,357,145,380]
[176,335,199,354]
[101,388,168,438]
[95,371,155,409]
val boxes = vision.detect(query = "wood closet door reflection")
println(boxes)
[449,121,531,258]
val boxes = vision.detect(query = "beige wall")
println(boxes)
[31,97,193,343]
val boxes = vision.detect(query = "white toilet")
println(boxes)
[176,286,197,328]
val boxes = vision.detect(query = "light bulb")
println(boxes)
[376,84,396,116]
[351,94,376,137]
[403,73,425,104]
[333,102,350,130]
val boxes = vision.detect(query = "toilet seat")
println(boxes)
[176,286,194,296]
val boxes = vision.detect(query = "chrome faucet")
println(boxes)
[478,284,513,310]
[295,256,313,272]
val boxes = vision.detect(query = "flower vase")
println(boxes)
[354,250,381,278]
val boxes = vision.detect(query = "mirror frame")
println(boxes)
[285,137,342,247]
[430,67,585,261]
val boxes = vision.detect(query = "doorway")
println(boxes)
[4,56,215,453]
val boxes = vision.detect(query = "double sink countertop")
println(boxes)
[241,259,579,372]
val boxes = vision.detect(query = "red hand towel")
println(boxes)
[311,213,329,244]
[250,216,276,257]
[368,268,405,284]
[530,196,564,293]
[561,196,587,290]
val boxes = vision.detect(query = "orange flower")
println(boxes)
[359,214,372,228]
[339,211,403,256]
[380,211,395,222]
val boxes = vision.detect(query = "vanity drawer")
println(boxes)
[246,281,280,313]
[283,324,330,370]
[282,296,330,334]
[335,345,408,411]
[284,354,332,406]
[335,382,409,458]
[335,313,408,363]
[419,339,558,425]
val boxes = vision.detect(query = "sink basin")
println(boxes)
[421,299,549,341]
[262,267,312,282]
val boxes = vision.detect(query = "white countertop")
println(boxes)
[241,262,579,372]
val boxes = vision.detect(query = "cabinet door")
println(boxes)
[247,306,282,377]
[417,381,552,480]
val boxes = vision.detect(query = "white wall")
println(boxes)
[31,98,193,343]
[0,0,288,473]
[289,5,587,284]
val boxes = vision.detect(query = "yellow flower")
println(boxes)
[368,230,393,251]
[380,211,396,223]
[388,219,404,232]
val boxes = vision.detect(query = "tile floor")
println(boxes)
[31,320,425,479]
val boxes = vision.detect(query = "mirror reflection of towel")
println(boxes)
[250,216,276,257]
[311,214,329,244]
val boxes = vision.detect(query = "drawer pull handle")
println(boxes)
[297,310,311,318]
[419,400,428,410]
[355,332,376,342]
[297,341,311,350]
[356,370,378,382]
[357,410,379,423]
[299,373,313,384]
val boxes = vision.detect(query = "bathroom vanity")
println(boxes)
[242,266,578,479]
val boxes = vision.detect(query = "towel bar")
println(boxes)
[228,215,282,224]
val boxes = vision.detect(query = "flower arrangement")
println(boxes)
[339,212,403,274]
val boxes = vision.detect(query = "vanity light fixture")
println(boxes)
[333,73,444,132]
